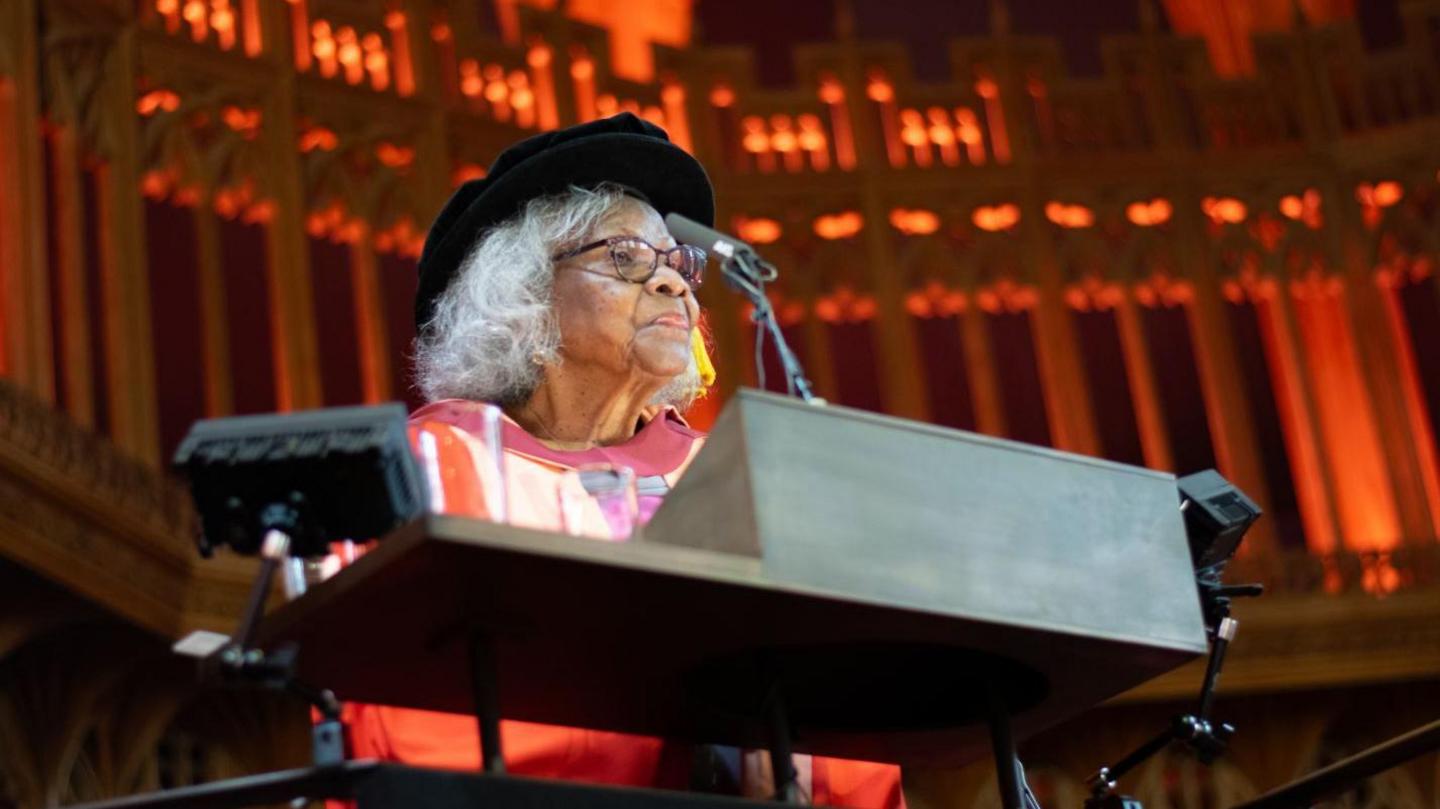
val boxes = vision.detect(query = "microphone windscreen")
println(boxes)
[665,213,752,259]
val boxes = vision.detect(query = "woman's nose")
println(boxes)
[645,266,690,299]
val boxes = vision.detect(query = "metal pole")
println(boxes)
[468,634,505,774]
[1230,718,1440,809]
[765,681,803,804]
[986,683,1025,809]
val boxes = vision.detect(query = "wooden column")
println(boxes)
[1377,279,1440,539]
[261,69,322,411]
[855,191,928,420]
[101,27,161,463]
[792,246,838,402]
[959,305,1005,437]
[44,124,95,428]
[1170,199,1278,552]
[1019,207,1099,455]
[194,204,234,417]
[1332,188,1438,541]
[405,0,456,217]
[800,301,839,403]
[1114,291,1175,471]
[1254,283,1342,553]
[0,0,54,399]
[350,237,391,403]
[992,13,1096,454]
[832,12,926,420]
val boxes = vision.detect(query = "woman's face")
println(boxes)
[550,197,700,384]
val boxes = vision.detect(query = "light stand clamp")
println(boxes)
[1083,470,1265,809]
[210,500,346,766]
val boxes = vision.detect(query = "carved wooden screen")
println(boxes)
[1393,275,1440,464]
[985,309,1050,448]
[79,165,109,435]
[1226,298,1309,549]
[38,130,114,431]
[1140,302,1216,475]
[217,217,276,416]
[144,197,206,461]
[307,234,365,407]
[39,132,67,417]
[826,316,884,414]
[377,251,420,411]
[911,312,977,432]
[1073,308,1146,467]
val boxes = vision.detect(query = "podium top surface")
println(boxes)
[258,392,1206,765]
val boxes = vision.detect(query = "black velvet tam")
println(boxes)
[414,112,715,333]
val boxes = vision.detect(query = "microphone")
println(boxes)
[665,212,816,403]
[664,213,755,260]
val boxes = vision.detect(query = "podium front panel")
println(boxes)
[258,392,1207,765]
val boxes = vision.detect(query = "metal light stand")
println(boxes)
[211,499,345,767]
[1084,571,1263,809]
[172,405,429,776]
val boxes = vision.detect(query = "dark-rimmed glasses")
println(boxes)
[552,236,706,289]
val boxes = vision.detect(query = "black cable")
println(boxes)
[721,255,816,402]
[753,296,768,392]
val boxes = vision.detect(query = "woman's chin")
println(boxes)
[631,349,692,382]
[630,336,691,374]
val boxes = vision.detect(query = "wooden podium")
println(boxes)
[70,391,1208,809]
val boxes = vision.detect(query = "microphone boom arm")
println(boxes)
[665,213,819,404]
[719,248,817,403]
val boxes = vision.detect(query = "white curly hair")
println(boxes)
[413,183,701,410]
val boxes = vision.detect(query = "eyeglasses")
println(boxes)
[552,236,706,290]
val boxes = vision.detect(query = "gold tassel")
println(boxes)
[691,327,716,393]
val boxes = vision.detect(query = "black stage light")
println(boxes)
[1177,468,1262,572]
[170,403,429,764]
[173,403,427,559]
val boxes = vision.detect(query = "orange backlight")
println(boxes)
[299,126,339,152]
[865,77,894,103]
[814,211,864,240]
[735,216,782,245]
[1357,180,1404,208]
[972,203,1020,232]
[136,89,181,115]
[889,208,940,236]
[1126,198,1172,227]
[709,84,735,108]
[796,115,826,151]
[376,142,415,168]
[220,105,261,135]
[741,116,768,153]
[452,163,487,186]
[1045,201,1095,229]
[1202,196,1247,224]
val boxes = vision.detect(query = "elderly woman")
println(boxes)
[339,114,903,808]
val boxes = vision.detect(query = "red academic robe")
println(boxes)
[327,400,904,808]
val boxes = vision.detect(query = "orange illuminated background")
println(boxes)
[500,0,692,81]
